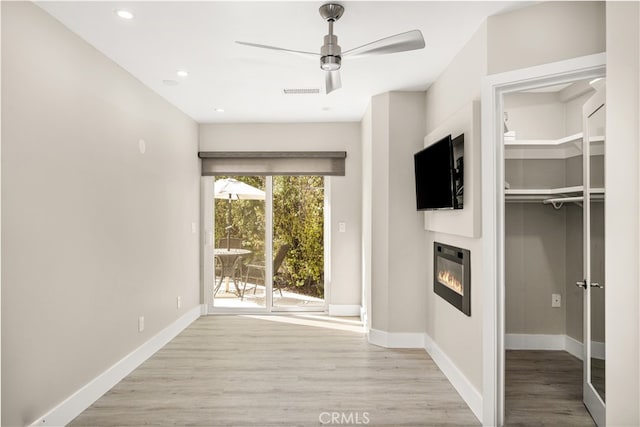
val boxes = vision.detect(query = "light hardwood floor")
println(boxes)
[505,350,596,426]
[70,315,480,426]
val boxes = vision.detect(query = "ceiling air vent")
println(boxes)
[283,88,320,95]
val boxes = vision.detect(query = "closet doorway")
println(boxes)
[502,78,605,426]
[480,53,606,427]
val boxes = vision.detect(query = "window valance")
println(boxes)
[198,151,347,176]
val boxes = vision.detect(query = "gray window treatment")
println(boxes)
[199,151,347,176]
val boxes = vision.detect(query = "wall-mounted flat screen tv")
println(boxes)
[414,134,463,210]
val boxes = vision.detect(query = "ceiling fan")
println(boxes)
[236,3,426,94]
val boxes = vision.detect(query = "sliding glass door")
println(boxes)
[203,175,326,312]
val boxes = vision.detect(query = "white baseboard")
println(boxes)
[31,305,203,427]
[367,328,425,349]
[328,304,362,317]
[564,335,584,360]
[367,329,481,422]
[506,333,605,361]
[505,333,565,351]
[423,333,482,422]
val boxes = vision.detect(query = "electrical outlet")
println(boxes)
[338,222,346,233]
[138,316,145,332]
[552,294,561,308]
[177,296,181,309]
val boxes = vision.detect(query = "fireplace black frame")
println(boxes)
[434,242,471,316]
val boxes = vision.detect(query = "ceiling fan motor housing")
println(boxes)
[319,4,344,71]
[320,34,342,71]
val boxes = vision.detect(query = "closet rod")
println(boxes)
[543,196,584,209]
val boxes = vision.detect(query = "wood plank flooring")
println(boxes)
[70,315,479,426]
[505,350,596,426]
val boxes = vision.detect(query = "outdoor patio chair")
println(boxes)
[242,243,291,299]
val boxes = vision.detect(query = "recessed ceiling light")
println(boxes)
[115,10,135,20]
[162,79,179,86]
[176,70,189,78]
[214,108,225,113]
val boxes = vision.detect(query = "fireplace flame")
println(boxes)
[438,270,463,295]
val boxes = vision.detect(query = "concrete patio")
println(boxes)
[213,281,325,309]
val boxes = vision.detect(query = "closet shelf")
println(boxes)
[504,133,604,160]
[505,186,604,204]
[504,133,604,147]
[504,132,583,147]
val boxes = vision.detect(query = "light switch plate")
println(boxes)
[338,222,346,233]
[552,294,561,308]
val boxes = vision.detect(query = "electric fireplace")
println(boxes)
[434,242,470,316]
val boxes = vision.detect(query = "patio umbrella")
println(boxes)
[214,178,265,249]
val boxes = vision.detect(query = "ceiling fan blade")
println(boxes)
[325,70,342,94]
[342,30,425,58]
[235,41,320,59]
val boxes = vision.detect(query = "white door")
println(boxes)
[580,84,606,426]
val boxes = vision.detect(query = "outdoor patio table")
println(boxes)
[214,248,252,295]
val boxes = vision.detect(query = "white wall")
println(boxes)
[369,93,391,331]
[487,1,605,75]
[362,92,427,335]
[387,92,429,332]
[503,92,566,140]
[1,3,200,426]
[423,22,488,396]
[198,123,362,307]
[505,203,567,335]
[426,23,487,134]
[605,2,640,425]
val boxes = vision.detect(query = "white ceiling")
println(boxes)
[37,1,524,124]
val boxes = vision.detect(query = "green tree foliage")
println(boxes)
[214,176,324,297]
[273,176,324,296]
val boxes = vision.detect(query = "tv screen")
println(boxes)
[414,134,456,210]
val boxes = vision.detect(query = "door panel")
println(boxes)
[582,86,605,426]
[271,176,326,310]
[212,175,268,310]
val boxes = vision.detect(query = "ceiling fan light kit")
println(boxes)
[236,3,425,94]
[319,3,343,74]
